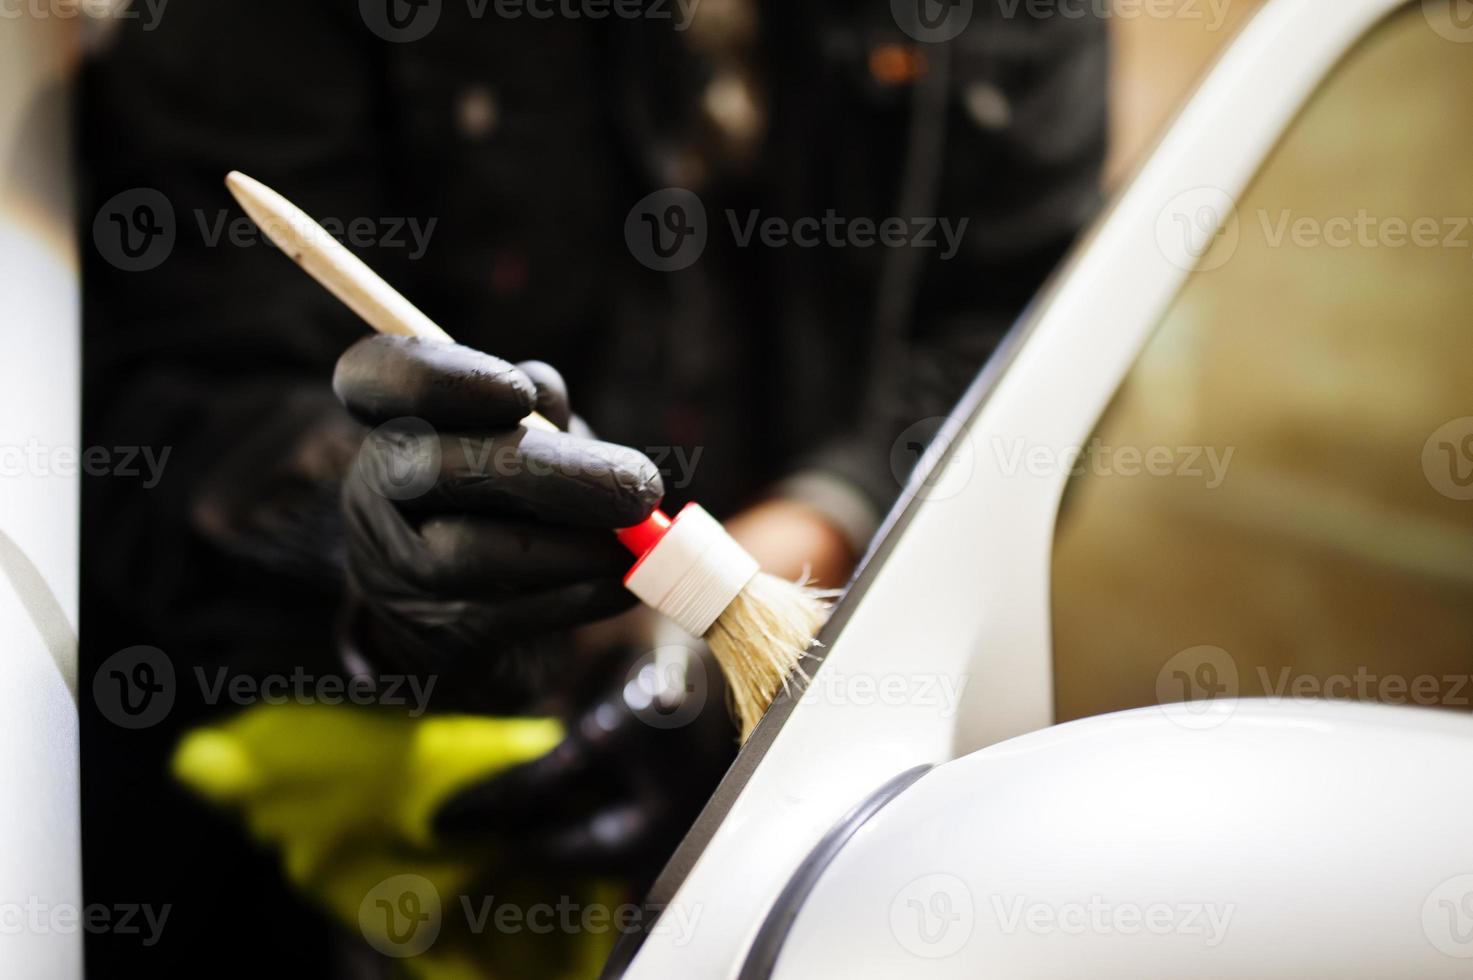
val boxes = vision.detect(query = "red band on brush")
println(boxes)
[616,509,673,558]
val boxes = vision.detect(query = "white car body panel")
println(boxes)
[619,0,1429,976]
[775,701,1473,978]
[0,14,82,980]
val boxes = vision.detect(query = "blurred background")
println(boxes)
[15,0,1473,978]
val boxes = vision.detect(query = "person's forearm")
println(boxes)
[722,497,856,589]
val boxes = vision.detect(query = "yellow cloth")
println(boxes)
[173,703,618,979]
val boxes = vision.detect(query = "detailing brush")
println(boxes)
[224,171,830,737]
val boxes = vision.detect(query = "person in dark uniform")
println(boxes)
[79,0,1106,974]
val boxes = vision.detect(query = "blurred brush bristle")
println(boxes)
[704,572,836,740]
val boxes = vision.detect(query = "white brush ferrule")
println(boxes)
[623,504,759,637]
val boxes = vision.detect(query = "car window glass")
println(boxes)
[1051,3,1473,723]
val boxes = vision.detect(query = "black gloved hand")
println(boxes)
[432,641,737,879]
[191,386,362,588]
[333,335,664,712]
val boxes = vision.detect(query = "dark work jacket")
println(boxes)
[77,3,1104,973]
[81,0,1106,655]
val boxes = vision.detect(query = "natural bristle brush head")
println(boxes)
[704,571,833,740]
[617,503,835,739]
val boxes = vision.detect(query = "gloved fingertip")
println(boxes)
[516,360,572,430]
[173,729,259,803]
[617,453,666,526]
[334,335,537,429]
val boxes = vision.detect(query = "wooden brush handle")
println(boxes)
[225,171,560,433]
[224,170,656,542]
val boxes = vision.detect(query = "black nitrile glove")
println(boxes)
[433,641,737,878]
[191,386,362,588]
[333,335,664,712]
